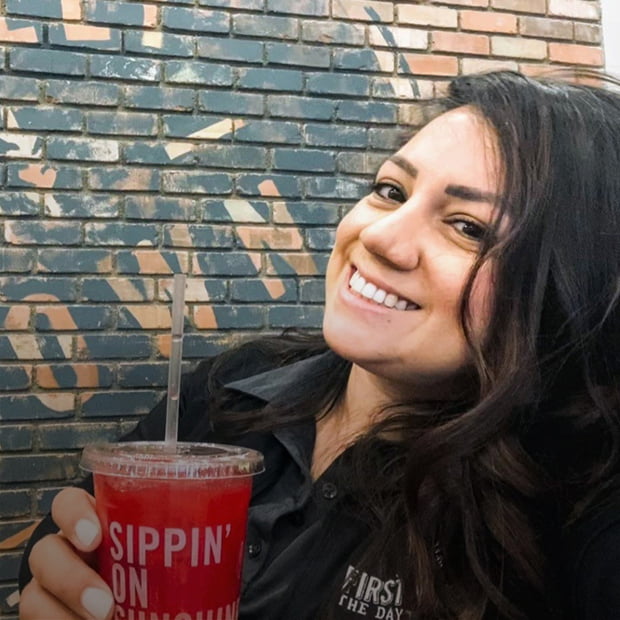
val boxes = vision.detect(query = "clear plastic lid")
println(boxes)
[81,441,264,480]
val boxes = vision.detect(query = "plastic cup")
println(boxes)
[81,441,264,620]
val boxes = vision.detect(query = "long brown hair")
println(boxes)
[210,71,620,619]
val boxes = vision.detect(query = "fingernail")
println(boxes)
[75,518,99,547]
[81,587,114,620]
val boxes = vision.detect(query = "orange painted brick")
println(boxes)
[61,0,82,20]
[519,16,573,40]
[121,305,172,329]
[491,0,546,13]
[492,36,547,60]
[401,53,459,76]
[236,226,304,250]
[37,364,103,388]
[397,4,458,27]
[193,306,218,330]
[266,253,319,276]
[432,31,490,55]
[549,0,600,20]
[460,10,517,34]
[518,63,554,77]
[430,0,488,7]
[549,43,603,66]
[1,306,30,330]
[0,18,40,43]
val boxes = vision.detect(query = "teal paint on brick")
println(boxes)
[162,171,233,195]
[10,106,83,132]
[161,224,233,248]
[0,392,67,418]
[1,426,32,450]
[125,196,197,221]
[337,100,397,124]
[238,67,303,92]
[300,279,326,303]
[165,61,233,86]
[336,152,386,175]
[88,112,158,136]
[304,124,367,148]
[124,142,197,165]
[230,278,297,302]
[36,488,63,514]
[0,277,77,302]
[86,1,155,27]
[47,137,120,162]
[90,55,161,82]
[235,120,301,144]
[0,490,30,518]
[162,7,229,33]
[267,0,329,16]
[35,306,113,330]
[0,249,35,272]
[194,252,259,276]
[82,390,161,417]
[266,42,330,68]
[118,363,169,388]
[7,164,83,189]
[39,422,119,449]
[274,202,340,225]
[163,115,230,139]
[268,305,323,328]
[236,174,302,198]
[0,133,44,159]
[0,553,22,582]
[37,249,113,273]
[44,193,120,218]
[369,127,405,150]
[0,75,40,101]
[84,222,158,247]
[126,85,194,111]
[268,251,329,275]
[306,73,370,97]
[6,0,64,19]
[0,454,79,482]
[49,24,121,51]
[39,364,114,389]
[79,335,152,360]
[233,13,298,40]
[199,0,263,7]
[267,95,335,120]
[1,16,43,40]
[0,192,39,216]
[180,333,231,359]
[302,20,365,46]
[212,305,265,329]
[116,250,187,273]
[197,37,263,64]
[0,366,31,391]
[46,80,121,107]
[88,167,160,191]
[199,91,264,116]
[124,30,194,57]
[307,176,369,200]
[305,228,336,250]
[197,145,268,170]
[10,48,87,76]
[272,148,335,172]
[81,278,153,302]
[334,48,390,73]
[5,221,81,246]
[200,200,270,223]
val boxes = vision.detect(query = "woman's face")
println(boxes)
[323,106,502,398]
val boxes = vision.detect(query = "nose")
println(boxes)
[358,202,424,270]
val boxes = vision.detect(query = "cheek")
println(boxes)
[468,266,495,336]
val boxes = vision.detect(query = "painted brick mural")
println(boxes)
[0,0,605,615]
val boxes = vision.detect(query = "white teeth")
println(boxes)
[348,270,418,311]
[361,282,377,299]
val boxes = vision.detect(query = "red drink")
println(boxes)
[82,442,264,620]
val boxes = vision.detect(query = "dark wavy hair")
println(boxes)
[210,71,620,619]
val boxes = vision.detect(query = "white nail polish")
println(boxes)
[75,519,99,547]
[81,587,114,620]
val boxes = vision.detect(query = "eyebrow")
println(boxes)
[388,154,499,204]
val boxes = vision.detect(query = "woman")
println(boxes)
[18,71,620,619]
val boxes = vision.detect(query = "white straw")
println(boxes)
[164,273,186,448]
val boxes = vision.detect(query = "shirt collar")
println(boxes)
[223,350,338,403]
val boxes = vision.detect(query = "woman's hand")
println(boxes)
[19,487,114,620]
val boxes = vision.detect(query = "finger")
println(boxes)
[29,534,114,620]
[51,488,101,552]
[19,579,83,620]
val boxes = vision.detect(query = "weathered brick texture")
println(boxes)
[0,0,606,615]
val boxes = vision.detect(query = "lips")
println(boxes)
[348,269,420,311]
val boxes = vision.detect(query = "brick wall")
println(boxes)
[0,0,604,615]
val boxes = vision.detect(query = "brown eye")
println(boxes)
[372,182,406,203]
[452,219,486,241]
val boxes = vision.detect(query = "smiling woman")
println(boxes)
[18,71,620,620]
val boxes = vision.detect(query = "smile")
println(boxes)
[348,270,420,311]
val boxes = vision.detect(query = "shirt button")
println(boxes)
[322,482,338,499]
[247,542,262,558]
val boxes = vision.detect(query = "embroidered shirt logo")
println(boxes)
[338,564,411,619]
